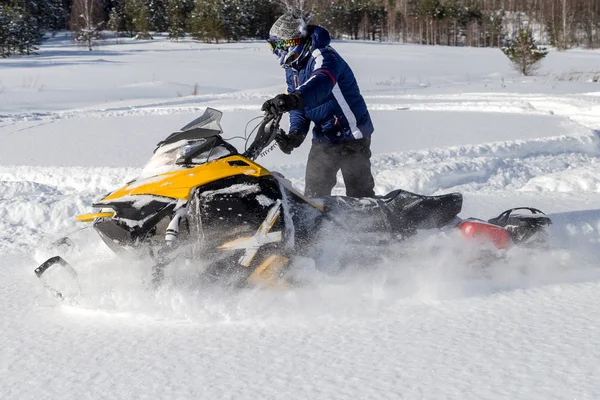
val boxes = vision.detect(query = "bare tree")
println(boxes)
[70,0,103,50]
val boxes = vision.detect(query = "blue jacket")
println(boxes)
[286,26,374,145]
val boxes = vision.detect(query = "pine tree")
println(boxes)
[148,0,167,32]
[108,0,127,34]
[21,7,44,55]
[36,0,68,32]
[136,1,153,39]
[0,5,11,57]
[125,0,153,39]
[501,28,548,76]
[189,0,223,42]
[7,5,25,55]
[244,0,279,39]
[221,0,243,41]
[166,0,186,40]
[0,3,44,57]
[365,0,386,41]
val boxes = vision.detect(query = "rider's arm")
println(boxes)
[293,49,342,109]
[286,72,310,138]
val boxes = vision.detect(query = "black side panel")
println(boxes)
[94,219,136,253]
[189,175,286,252]
[93,200,176,251]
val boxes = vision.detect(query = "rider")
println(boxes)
[261,11,375,198]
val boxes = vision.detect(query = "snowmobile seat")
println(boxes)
[319,189,463,236]
[380,189,463,233]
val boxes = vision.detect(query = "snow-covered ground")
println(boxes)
[1,33,600,399]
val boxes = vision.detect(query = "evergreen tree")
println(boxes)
[108,0,127,34]
[43,0,69,32]
[148,0,167,32]
[320,0,345,37]
[125,0,153,39]
[243,0,280,39]
[221,0,243,41]
[365,0,386,41]
[501,28,548,76]
[20,7,44,54]
[342,0,368,39]
[166,0,186,40]
[0,3,44,56]
[7,5,26,55]
[189,0,223,42]
[0,5,11,57]
[19,0,69,32]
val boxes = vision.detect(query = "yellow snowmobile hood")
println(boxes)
[99,155,272,203]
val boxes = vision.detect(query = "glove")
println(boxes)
[276,130,305,155]
[262,92,304,115]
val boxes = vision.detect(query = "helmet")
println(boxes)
[267,12,312,70]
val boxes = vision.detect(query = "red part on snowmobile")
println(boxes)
[457,220,512,250]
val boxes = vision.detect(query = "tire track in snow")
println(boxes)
[365,92,600,132]
[2,92,599,131]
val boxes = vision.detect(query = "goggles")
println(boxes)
[267,37,304,52]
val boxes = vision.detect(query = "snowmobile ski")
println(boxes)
[35,256,81,301]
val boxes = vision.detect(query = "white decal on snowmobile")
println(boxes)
[218,200,282,267]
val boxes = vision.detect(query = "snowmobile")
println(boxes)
[34,107,551,298]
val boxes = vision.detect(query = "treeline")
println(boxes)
[105,0,281,42]
[0,0,67,57]
[0,0,282,55]
[313,0,600,49]
[1,0,599,57]
[326,0,600,49]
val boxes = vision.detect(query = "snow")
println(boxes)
[1,33,600,399]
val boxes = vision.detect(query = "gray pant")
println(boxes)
[304,138,375,198]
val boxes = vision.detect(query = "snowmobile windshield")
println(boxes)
[180,107,223,134]
[139,137,234,179]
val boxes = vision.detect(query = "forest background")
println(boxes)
[1,0,599,57]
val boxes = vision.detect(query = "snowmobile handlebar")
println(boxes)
[243,110,284,160]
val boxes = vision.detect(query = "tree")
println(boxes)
[243,0,281,40]
[365,0,386,41]
[0,2,44,57]
[70,0,104,50]
[0,5,12,57]
[335,0,368,39]
[42,0,69,32]
[501,28,548,76]
[125,0,153,39]
[148,0,168,32]
[166,0,186,40]
[189,0,223,42]
[108,0,127,34]
[20,7,44,54]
